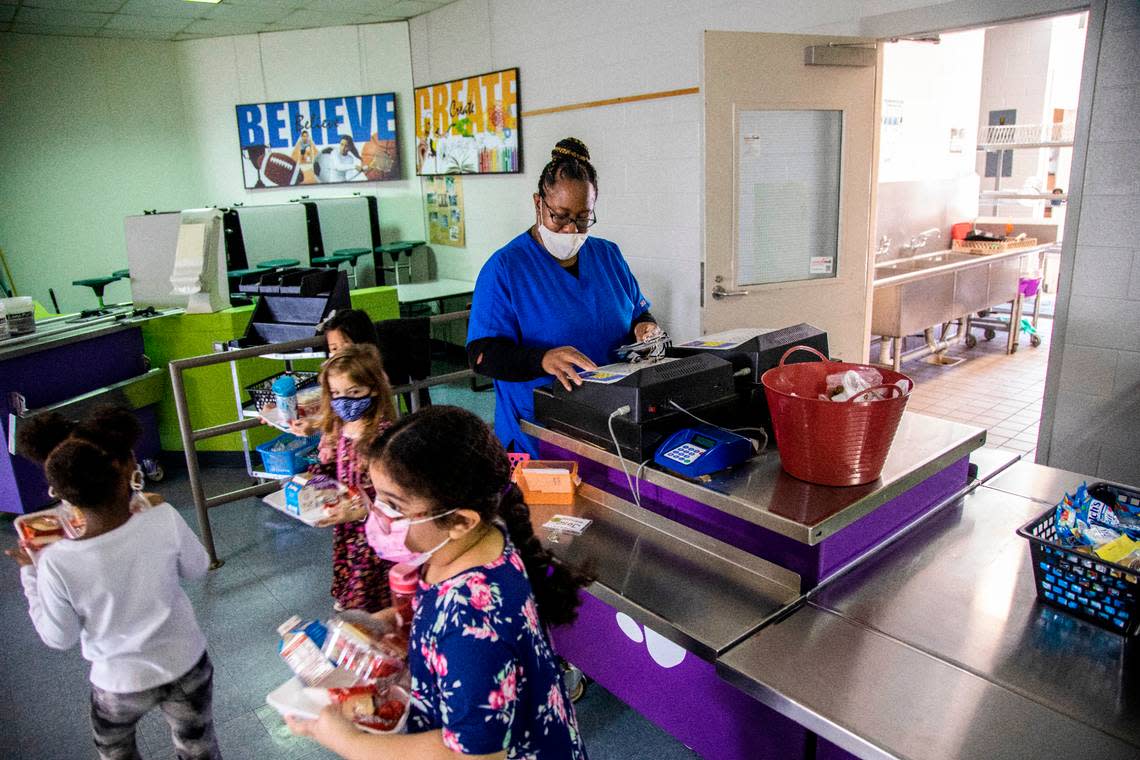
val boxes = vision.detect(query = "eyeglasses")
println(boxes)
[368,497,445,535]
[541,197,597,231]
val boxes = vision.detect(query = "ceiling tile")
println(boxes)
[270,9,371,28]
[0,6,14,23]
[8,23,103,37]
[385,1,440,19]
[105,14,190,31]
[222,0,308,7]
[208,4,291,23]
[13,7,110,28]
[301,0,399,12]
[23,0,123,10]
[117,0,215,19]
[181,18,272,35]
[98,27,177,40]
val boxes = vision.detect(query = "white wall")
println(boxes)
[1040,0,1140,485]
[408,0,1085,339]
[0,34,204,313]
[175,22,426,246]
[878,31,986,184]
[976,17,1055,213]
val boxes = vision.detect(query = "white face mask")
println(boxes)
[537,221,589,261]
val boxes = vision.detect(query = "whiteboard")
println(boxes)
[236,204,310,267]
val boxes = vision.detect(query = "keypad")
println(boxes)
[664,444,706,465]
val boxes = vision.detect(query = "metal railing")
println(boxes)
[168,311,474,568]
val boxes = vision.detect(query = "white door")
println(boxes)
[703,32,882,362]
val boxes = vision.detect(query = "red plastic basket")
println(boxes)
[760,346,913,486]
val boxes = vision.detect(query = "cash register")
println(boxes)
[532,324,829,465]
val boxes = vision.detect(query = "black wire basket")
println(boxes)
[245,371,320,411]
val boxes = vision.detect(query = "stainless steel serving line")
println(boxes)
[0,306,169,361]
[523,412,985,544]
[717,460,1140,759]
[528,485,802,661]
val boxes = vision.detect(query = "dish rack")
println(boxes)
[952,237,1038,255]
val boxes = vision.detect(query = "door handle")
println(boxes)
[711,285,749,299]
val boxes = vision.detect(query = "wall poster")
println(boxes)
[235,92,400,189]
[425,176,466,247]
[415,67,520,175]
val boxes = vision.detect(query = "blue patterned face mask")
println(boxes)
[331,395,374,422]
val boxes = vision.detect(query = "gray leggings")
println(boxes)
[89,652,221,760]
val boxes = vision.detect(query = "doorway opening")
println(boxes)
[871,10,1089,460]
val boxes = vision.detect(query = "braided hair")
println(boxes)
[538,137,598,197]
[366,405,592,628]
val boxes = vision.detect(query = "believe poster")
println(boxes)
[236,92,400,188]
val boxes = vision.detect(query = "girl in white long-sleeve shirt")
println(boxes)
[8,406,220,760]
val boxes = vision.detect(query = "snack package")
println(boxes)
[1055,482,1130,548]
[297,386,323,418]
[327,683,409,733]
[284,474,348,517]
[323,618,405,685]
[278,616,356,688]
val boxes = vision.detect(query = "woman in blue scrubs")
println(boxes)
[467,138,660,456]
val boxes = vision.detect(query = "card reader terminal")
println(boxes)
[653,424,753,479]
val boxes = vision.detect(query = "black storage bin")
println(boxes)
[230,269,350,348]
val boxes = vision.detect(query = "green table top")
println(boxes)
[227,267,261,279]
[73,276,120,288]
[375,240,425,254]
[112,269,130,279]
[332,247,372,258]
[311,256,341,265]
[256,258,301,269]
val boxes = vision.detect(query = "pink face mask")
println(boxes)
[364,498,455,568]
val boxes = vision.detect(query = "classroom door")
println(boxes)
[703,31,882,362]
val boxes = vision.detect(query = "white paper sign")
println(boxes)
[542,515,593,535]
[809,256,833,274]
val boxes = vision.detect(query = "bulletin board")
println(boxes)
[424,176,466,247]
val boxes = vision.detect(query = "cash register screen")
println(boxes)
[690,434,717,450]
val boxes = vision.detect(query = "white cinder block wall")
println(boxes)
[1040,0,1140,484]
[408,0,1090,340]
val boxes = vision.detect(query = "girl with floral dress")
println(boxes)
[315,344,397,612]
[288,405,591,759]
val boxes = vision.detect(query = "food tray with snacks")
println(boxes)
[14,507,85,562]
[1018,481,1140,636]
[266,680,410,734]
[264,474,368,527]
[951,237,1038,255]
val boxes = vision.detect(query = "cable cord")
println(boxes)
[666,399,768,453]
[607,406,640,508]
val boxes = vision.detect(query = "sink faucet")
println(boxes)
[876,235,892,259]
[902,227,941,253]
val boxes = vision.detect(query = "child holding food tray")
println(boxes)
[6,406,220,760]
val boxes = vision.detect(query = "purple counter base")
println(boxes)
[538,438,968,589]
[553,593,809,760]
[0,328,159,514]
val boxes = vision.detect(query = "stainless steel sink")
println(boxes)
[872,250,1024,338]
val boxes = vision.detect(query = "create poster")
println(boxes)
[415,68,520,175]
[235,93,400,189]
[425,176,466,247]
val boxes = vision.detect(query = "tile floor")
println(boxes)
[893,317,1053,460]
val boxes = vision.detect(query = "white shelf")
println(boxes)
[976,122,1075,151]
[979,192,1068,201]
[261,351,327,361]
[252,470,293,481]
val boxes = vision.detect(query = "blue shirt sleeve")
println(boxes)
[432,626,520,755]
[467,254,519,345]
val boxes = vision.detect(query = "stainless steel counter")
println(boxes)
[529,484,802,660]
[0,308,176,362]
[523,412,985,545]
[718,476,1140,758]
